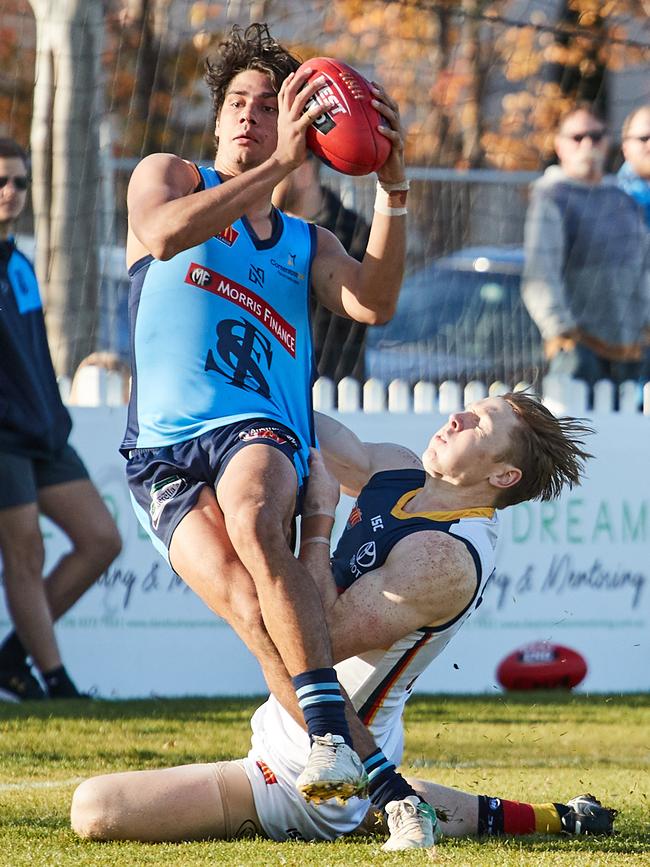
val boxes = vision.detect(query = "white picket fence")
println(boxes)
[61,368,650,416]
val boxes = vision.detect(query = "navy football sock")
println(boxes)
[364,748,418,810]
[292,667,353,747]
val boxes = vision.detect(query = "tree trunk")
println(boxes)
[29,0,103,378]
[459,0,485,169]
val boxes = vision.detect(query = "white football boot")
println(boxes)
[296,733,368,805]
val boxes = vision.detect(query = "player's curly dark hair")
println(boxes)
[204,23,301,120]
[493,391,594,509]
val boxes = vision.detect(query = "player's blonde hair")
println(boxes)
[494,392,594,509]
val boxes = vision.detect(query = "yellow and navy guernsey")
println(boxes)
[332,469,499,757]
[120,165,318,483]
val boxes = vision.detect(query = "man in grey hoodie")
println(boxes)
[522,104,650,394]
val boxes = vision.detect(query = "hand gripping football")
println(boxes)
[298,57,391,176]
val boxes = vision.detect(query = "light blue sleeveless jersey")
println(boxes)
[122,166,318,478]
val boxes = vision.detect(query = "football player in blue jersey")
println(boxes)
[0,138,122,701]
[122,23,408,802]
[74,394,614,851]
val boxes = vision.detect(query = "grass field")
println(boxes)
[0,692,648,866]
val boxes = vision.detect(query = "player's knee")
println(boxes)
[70,777,122,840]
[226,504,283,556]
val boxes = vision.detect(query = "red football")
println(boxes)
[496,642,587,691]
[298,57,391,176]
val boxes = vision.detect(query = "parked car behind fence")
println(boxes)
[365,246,544,388]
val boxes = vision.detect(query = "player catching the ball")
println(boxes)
[121,22,407,805]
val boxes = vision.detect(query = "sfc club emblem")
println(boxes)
[205,317,272,397]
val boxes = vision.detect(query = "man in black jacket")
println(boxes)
[0,137,121,700]
[273,154,371,381]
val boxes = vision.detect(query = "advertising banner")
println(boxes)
[0,407,647,696]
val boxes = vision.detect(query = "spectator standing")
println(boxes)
[273,155,371,381]
[618,105,650,226]
[0,138,121,700]
[522,105,650,394]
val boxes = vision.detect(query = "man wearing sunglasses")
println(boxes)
[618,105,650,227]
[522,104,650,398]
[0,137,122,701]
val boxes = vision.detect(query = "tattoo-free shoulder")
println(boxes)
[368,442,423,476]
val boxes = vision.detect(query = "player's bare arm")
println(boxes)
[315,412,421,497]
[300,448,476,661]
[304,525,477,663]
[310,83,407,325]
[127,68,333,265]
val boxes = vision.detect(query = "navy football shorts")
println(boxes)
[126,418,306,562]
[0,444,89,511]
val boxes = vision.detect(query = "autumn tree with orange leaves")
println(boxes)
[325,0,648,169]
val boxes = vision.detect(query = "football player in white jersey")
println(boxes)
[72,393,615,850]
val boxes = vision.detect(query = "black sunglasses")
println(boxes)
[566,131,606,143]
[0,176,29,190]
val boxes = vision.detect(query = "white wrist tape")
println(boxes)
[374,181,408,217]
[302,509,337,520]
[300,536,331,547]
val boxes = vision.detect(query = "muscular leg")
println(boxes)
[38,479,122,619]
[408,778,478,837]
[170,487,378,758]
[216,444,333,676]
[71,761,263,842]
[169,487,303,716]
[0,503,59,671]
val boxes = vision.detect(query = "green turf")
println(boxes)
[0,693,648,865]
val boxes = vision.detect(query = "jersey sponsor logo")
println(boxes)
[349,540,376,577]
[347,505,362,528]
[270,257,304,285]
[355,540,377,569]
[255,760,278,785]
[248,264,264,287]
[214,225,239,246]
[149,474,186,530]
[189,266,211,287]
[238,425,298,449]
[184,262,297,356]
[205,317,272,397]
